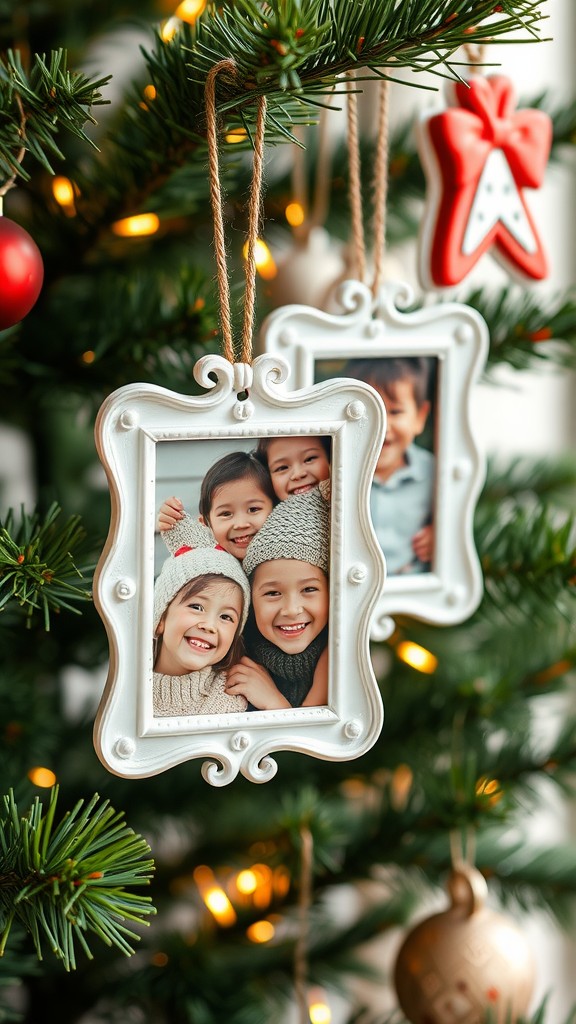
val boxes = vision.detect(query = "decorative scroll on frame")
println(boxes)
[261,281,488,639]
[93,354,385,786]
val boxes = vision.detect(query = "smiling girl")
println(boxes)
[153,521,251,717]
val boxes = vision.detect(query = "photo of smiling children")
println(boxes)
[153,519,251,717]
[154,437,332,712]
[313,356,435,576]
[226,485,330,710]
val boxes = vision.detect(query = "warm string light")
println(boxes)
[192,861,291,938]
[475,775,503,805]
[243,238,277,280]
[160,0,206,40]
[396,640,438,674]
[193,865,237,926]
[27,766,57,787]
[285,201,306,227]
[52,176,77,216]
[308,991,332,1024]
[246,919,275,943]
[160,17,180,42]
[112,213,160,237]
[225,127,248,144]
[175,0,207,22]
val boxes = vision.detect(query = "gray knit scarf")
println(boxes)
[245,620,328,708]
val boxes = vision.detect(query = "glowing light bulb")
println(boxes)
[243,238,277,280]
[236,869,258,895]
[308,987,332,1023]
[81,350,96,365]
[160,16,180,42]
[285,201,305,227]
[225,127,248,144]
[203,886,237,926]
[27,767,57,788]
[309,1001,332,1024]
[194,866,237,926]
[475,776,502,804]
[246,919,275,943]
[52,176,77,215]
[396,640,438,674]
[175,0,207,22]
[143,84,157,101]
[112,213,160,238]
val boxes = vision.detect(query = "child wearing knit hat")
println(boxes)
[224,485,331,710]
[153,520,251,717]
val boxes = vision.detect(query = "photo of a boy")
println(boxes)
[226,485,330,710]
[343,357,435,575]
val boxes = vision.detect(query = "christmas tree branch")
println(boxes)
[0,49,109,184]
[0,503,92,630]
[0,788,155,970]
[189,0,547,104]
[465,286,576,372]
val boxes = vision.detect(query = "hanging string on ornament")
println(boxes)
[205,59,267,365]
[294,823,314,1024]
[344,70,401,298]
[393,828,536,1024]
[0,93,44,331]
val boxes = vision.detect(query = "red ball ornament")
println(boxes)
[0,216,44,329]
[394,866,535,1024]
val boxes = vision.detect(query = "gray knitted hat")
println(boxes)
[243,486,330,578]
[153,520,250,633]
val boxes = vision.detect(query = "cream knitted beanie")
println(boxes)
[243,487,330,579]
[153,520,250,633]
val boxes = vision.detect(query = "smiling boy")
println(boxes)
[345,357,435,575]
[225,486,331,710]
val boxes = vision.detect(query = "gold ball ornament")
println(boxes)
[394,866,535,1024]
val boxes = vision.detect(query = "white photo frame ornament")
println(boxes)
[261,279,489,639]
[93,353,386,786]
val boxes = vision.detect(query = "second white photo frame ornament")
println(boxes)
[261,75,489,638]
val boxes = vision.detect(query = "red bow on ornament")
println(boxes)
[416,75,552,288]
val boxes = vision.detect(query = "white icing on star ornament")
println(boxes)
[416,75,552,289]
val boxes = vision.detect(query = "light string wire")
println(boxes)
[294,823,314,1024]
[449,826,476,871]
[205,60,267,365]
[346,71,391,297]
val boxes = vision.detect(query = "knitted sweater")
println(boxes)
[153,666,247,717]
[245,619,328,708]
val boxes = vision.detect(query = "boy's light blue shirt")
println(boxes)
[370,443,435,575]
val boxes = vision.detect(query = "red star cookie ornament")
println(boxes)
[416,74,553,289]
